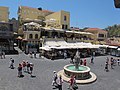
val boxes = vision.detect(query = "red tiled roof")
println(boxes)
[84,28,107,33]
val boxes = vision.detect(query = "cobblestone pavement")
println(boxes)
[0,52,120,90]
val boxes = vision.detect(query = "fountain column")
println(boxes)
[74,50,80,70]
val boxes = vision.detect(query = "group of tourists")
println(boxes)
[52,71,63,90]
[9,58,34,77]
[0,51,5,59]
[105,57,120,72]
[52,71,78,90]
[29,51,37,58]
[17,60,34,77]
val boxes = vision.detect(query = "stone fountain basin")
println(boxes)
[64,64,91,80]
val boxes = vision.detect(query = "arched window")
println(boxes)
[29,34,33,39]
[35,34,38,39]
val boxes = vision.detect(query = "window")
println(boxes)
[62,25,64,29]
[98,34,104,37]
[29,34,33,39]
[64,16,67,21]
[62,25,67,29]
[35,34,38,39]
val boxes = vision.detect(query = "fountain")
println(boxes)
[64,64,91,80]
[57,53,97,84]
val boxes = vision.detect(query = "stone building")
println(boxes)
[0,6,9,22]
[0,22,14,54]
[84,28,108,41]
[0,7,16,54]
[17,6,70,53]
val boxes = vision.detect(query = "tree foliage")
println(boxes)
[105,24,120,37]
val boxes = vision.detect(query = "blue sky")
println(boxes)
[0,0,120,29]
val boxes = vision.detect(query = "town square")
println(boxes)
[0,0,120,90]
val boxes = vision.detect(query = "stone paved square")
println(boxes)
[0,53,120,90]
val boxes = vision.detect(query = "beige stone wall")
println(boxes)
[0,6,9,22]
[45,11,61,28]
[45,10,70,29]
[60,10,70,29]
[18,6,53,22]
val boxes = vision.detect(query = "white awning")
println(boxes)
[117,48,120,51]
[65,31,74,33]
[39,47,51,51]
[73,31,93,35]
[97,45,109,48]
[24,22,41,27]
[45,41,59,47]
[43,41,100,50]
[108,46,118,49]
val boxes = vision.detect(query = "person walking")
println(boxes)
[9,58,14,69]
[0,51,2,59]
[110,57,114,69]
[117,58,120,66]
[17,63,23,77]
[68,75,75,90]
[30,63,34,77]
[72,76,78,90]
[80,59,83,65]
[105,60,109,72]
[29,52,33,58]
[70,53,75,63]
[2,51,5,59]
[26,61,30,73]
[57,75,63,90]
[91,56,94,64]
[83,59,87,66]
[52,71,58,87]
[34,51,36,58]
[64,51,67,59]
[22,60,26,72]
